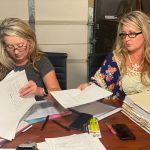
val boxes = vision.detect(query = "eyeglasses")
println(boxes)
[5,41,28,52]
[119,32,142,39]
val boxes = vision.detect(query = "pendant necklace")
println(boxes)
[128,54,144,71]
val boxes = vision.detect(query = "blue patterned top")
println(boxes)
[91,52,126,101]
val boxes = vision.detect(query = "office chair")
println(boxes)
[44,52,68,90]
[88,53,107,81]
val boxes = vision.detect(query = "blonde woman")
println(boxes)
[79,11,150,104]
[0,18,61,101]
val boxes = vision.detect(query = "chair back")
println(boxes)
[88,53,107,81]
[45,52,67,90]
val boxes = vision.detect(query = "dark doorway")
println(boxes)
[92,0,150,53]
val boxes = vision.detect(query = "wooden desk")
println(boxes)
[3,112,150,150]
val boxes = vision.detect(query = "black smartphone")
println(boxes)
[112,124,136,140]
[69,113,93,131]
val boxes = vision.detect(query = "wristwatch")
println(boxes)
[42,88,48,97]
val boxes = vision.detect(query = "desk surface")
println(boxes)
[3,112,150,150]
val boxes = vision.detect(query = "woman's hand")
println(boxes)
[78,83,91,91]
[19,80,41,97]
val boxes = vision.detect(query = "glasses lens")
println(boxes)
[128,33,136,38]
[119,33,126,39]
[6,45,14,51]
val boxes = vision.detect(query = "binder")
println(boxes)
[70,101,121,120]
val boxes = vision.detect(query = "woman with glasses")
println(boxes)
[0,18,61,101]
[79,11,150,105]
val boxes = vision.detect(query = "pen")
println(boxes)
[105,122,117,135]
[40,115,49,131]
[52,119,70,131]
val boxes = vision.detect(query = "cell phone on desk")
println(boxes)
[112,124,136,140]
[69,113,93,131]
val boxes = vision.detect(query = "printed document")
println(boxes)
[44,133,106,150]
[50,84,112,108]
[0,71,35,140]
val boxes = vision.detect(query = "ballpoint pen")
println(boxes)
[40,115,49,131]
[105,122,117,135]
[52,119,70,131]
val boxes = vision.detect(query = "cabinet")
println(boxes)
[94,19,118,53]
[92,0,150,53]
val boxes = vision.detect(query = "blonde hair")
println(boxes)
[0,18,43,70]
[113,11,150,85]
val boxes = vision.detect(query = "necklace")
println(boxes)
[128,54,144,71]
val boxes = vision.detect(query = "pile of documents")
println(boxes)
[37,133,106,150]
[122,91,150,133]
[0,71,35,141]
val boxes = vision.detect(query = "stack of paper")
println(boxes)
[50,84,112,108]
[37,133,106,150]
[0,71,35,140]
[122,91,150,133]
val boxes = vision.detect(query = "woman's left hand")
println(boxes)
[19,80,39,97]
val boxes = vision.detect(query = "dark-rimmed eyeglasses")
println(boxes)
[5,41,28,52]
[119,32,142,39]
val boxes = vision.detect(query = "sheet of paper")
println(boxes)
[37,142,50,150]
[0,121,31,147]
[50,84,112,108]
[45,133,106,150]
[0,71,35,140]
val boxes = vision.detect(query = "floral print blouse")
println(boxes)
[91,52,125,101]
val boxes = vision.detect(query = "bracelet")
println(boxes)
[42,88,48,97]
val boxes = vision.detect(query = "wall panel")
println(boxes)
[40,44,88,60]
[0,0,28,21]
[36,25,87,44]
[35,0,88,23]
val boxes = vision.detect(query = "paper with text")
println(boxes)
[45,133,106,150]
[50,84,112,108]
[0,71,35,140]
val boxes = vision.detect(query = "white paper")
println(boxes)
[45,133,106,150]
[50,84,112,108]
[37,142,50,150]
[0,71,35,140]
[0,121,31,146]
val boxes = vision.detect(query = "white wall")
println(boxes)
[0,0,88,89]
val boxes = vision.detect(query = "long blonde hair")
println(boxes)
[0,18,43,70]
[113,11,150,85]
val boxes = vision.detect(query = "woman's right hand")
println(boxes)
[78,83,91,91]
